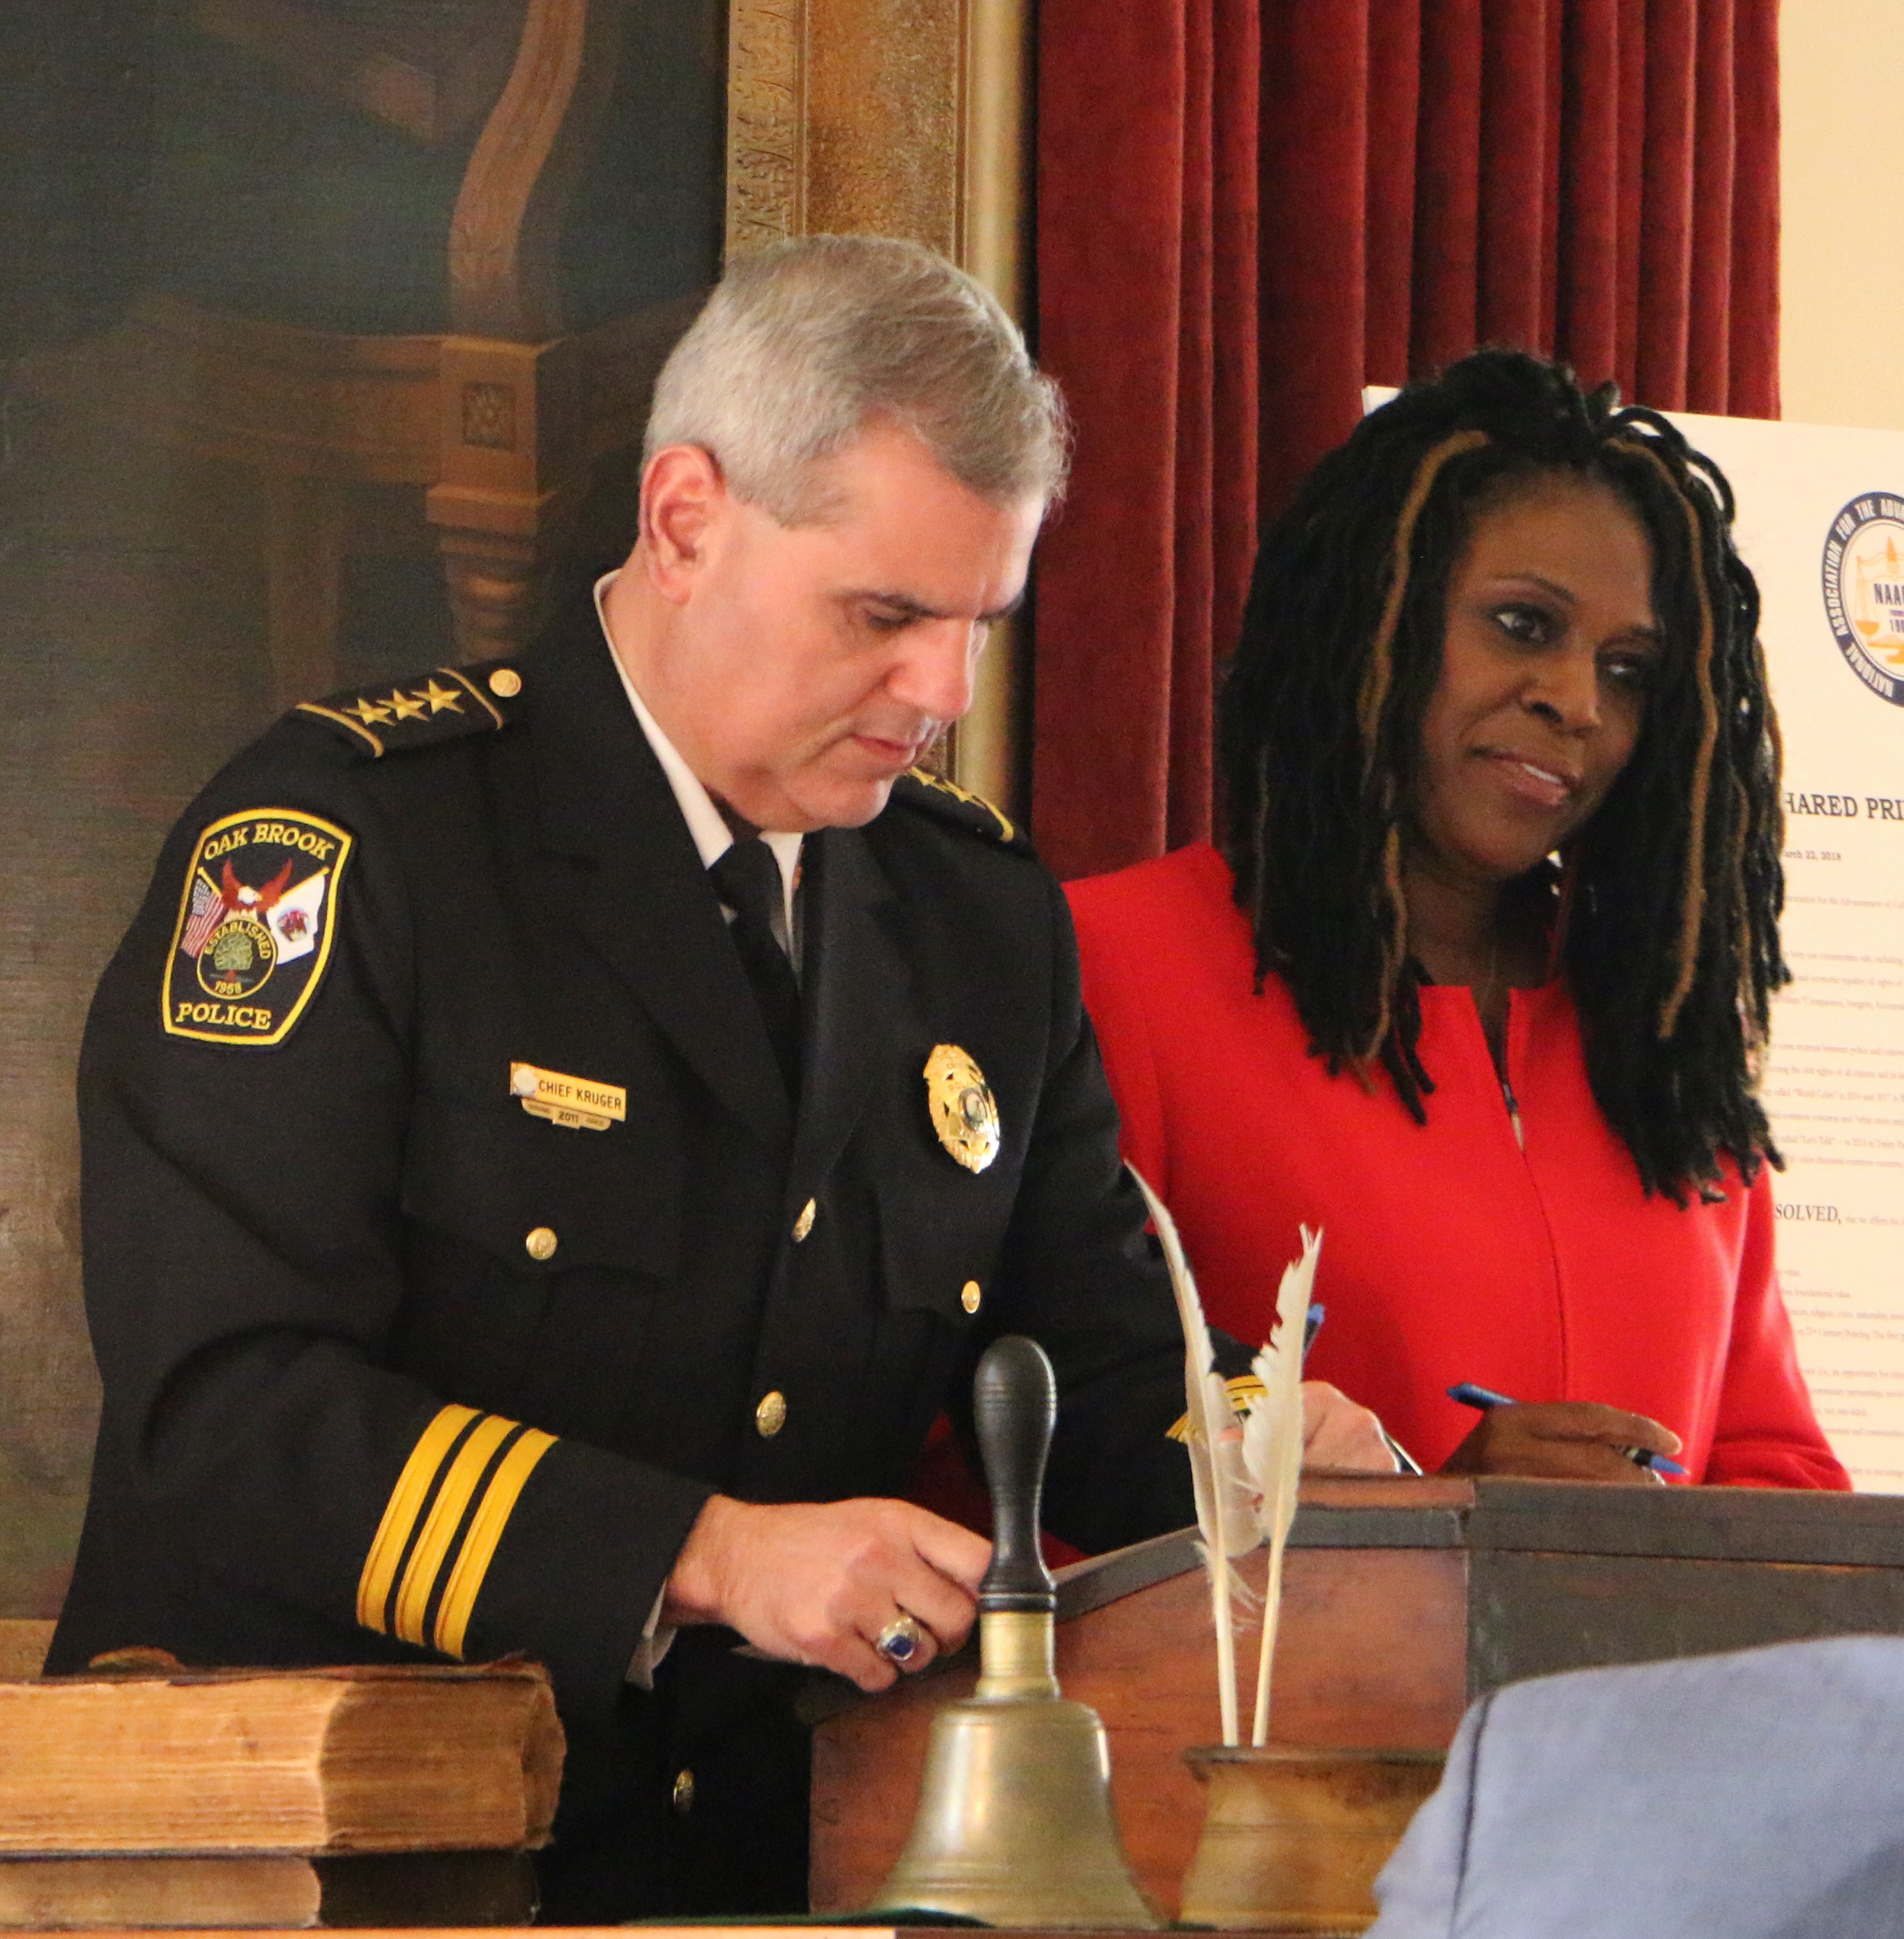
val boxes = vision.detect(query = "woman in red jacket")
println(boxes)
[1067,351,1847,1489]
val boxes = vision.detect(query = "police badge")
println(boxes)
[163,808,353,1046]
[924,1043,1001,1173]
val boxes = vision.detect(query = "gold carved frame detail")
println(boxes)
[727,0,807,254]
[724,0,1031,812]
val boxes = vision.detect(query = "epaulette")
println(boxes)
[291,660,525,759]
[891,766,1032,853]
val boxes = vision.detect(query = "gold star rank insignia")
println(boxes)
[925,1043,1001,1173]
[415,678,464,714]
[891,768,1030,852]
[906,766,1016,844]
[295,662,514,758]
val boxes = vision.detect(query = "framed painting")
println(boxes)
[0,0,1028,1656]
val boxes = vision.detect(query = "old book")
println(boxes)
[0,1662,562,1856]
[0,1621,52,1680]
[0,1851,537,1929]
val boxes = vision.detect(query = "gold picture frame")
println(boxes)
[726,0,1031,811]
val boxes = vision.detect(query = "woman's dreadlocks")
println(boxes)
[1218,349,1785,1200]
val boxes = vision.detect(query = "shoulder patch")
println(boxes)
[893,767,1031,853]
[292,662,522,759]
[162,809,353,1046]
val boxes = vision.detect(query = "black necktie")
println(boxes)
[709,836,802,1102]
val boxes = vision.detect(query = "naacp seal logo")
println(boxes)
[163,808,353,1045]
[1822,493,1904,706]
[924,1043,1001,1173]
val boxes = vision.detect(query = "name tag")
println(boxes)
[509,1061,627,1132]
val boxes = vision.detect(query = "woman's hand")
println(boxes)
[1301,1381,1401,1472]
[1440,1401,1682,1484]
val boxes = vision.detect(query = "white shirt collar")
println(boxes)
[592,574,802,942]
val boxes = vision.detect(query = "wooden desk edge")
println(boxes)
[61,1928,1335,1938]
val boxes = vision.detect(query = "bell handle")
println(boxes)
[974,1334,1058,1613]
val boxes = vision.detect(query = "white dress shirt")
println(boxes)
[595,574,803,962]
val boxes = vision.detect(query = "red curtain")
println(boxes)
[1032,0,1260,878]
[1032,0,1781,883]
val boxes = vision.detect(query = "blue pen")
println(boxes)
[1302,1304,1326,1361]
[1448,1381,1517,1411]
[1448,1382,1687,1477]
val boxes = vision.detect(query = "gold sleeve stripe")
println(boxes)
[356,1404,480,1631]
[294,700,387,757]
[390,1412,519,1647]
[432,1427,558,1659]
[1166,1374,1270,1443]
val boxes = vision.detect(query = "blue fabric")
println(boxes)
[1370,1636,1904,1938]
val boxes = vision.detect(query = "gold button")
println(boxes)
[524,1225,558,1261]
[671,1768,694,1815]
[755,1389,787,1438]
[488,667,523,698]
[961,1280,982,1315]
[792,1198,816,1243]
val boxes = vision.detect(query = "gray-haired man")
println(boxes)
[54,236,1388,1918]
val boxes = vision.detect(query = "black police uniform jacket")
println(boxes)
[50,603,1204,1917]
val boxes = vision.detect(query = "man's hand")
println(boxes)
[1300,1381,1400,1472]
[1440,1401,1681,1484]
[662,1495,991,1690]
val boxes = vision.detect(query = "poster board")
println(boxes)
[1670,411,1904,1490]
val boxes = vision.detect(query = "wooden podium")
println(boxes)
[811,1475,1904,1917]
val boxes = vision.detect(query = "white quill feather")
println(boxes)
[1128,1163,1252,1745]
[1241,1225,1321,1746]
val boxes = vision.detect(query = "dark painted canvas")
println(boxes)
[0,0,725,1624]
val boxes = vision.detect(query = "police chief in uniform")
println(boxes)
[51,237,1390,1919]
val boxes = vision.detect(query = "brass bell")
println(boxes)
[865,1336,1161,1929]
